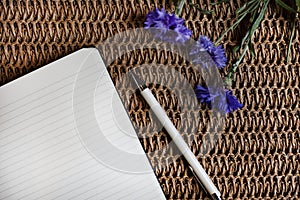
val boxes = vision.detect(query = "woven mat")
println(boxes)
[1,0,299,199]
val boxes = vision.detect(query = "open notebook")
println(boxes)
[0,48,166,200]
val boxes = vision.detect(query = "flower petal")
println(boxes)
[190,35,227,69]
[144,8,192,44]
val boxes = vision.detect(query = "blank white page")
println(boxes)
[0,48,165,200]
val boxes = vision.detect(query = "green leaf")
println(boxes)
[241,31,250,46]
[210,0,229,6]
[216,0,260,44]
[275,0,297,13]
[188,0,214,14]
[233,45,240,54]
[287,16,296,62]
[236,3,247,14]
[237,0,258,15]
[248,0,269,55]
[296,0,300,12]
[175,0,185,16]
[215,11,248,44]
[247,2,261,14]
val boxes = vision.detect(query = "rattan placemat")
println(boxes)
[0,0,299,199]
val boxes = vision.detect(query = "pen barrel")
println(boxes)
[141,88,221,197]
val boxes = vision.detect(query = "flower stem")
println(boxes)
[287,13,297,62]
[175,0,185,16]
[297,0,300,12]
[224,45,249,86]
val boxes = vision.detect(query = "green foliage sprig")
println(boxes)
[175,0,299,86]
[216,0,300,86]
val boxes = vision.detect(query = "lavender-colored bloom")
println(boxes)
[212,45,227,69]
[195,85,211,104]
[191,36,227,69]
[195,85,243,113]
[223,90,244,113]
[195,85,215,104]
[197,36,214,51]
[144,8,192,44]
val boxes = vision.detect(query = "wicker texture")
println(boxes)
[0,0,299,199]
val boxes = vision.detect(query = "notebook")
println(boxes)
[0,48,166,200]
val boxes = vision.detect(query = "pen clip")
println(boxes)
[188,165,208,195]
[188,166,221,200]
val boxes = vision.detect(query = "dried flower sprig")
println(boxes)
[144,3,243,114]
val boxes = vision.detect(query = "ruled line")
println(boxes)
[0,74,105,141]
[0,65,100,132]
[0,61,97,112]
[0,49,164,200]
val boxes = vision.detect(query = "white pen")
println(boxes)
[130,72,221,200]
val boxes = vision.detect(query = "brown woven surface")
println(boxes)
[1,0,299,199]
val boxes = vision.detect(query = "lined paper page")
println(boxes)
[0,48,165,200]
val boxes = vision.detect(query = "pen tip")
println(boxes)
[129,71,145,91]
[211,193,221,200]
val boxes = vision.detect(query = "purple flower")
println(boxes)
[195,85,217,104]
[195,85,243,113]
[144,8,192,44]
[223,90,244,113]
[191,36,227,69]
